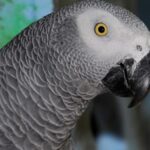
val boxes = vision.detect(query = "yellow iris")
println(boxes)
[95,23,108,36]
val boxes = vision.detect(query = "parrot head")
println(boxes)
[54,0,150,108]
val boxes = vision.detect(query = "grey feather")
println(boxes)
[0,0,148,150]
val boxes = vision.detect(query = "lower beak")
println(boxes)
[102,52,150,108]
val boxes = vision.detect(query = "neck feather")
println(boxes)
[0,44,100,150]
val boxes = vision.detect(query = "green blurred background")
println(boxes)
[0,0,53,48]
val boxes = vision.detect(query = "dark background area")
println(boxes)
[139,0,150,28]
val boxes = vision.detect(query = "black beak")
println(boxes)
[102,53,150,108]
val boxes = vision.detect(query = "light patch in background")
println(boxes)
[23,0,53,19]
[96,133,127,150]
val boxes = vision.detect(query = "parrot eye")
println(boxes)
[95,23,108,36]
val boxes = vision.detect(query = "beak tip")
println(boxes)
[128,100,135,108]
[128,98,142,109]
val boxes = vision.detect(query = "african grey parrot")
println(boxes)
[0,0,150,150]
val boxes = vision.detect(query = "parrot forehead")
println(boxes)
[57,0,148,33]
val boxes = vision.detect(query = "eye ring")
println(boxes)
[95,22,108,36]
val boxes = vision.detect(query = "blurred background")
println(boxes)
[0,0,150,150]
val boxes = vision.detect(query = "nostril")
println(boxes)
[136,45,143,51]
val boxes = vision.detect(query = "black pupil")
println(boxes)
[98,26,105,33]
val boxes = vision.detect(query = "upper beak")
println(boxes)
[128,52,150,108]
[102,52,150,108]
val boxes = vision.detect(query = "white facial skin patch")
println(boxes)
[76,8,150,64]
